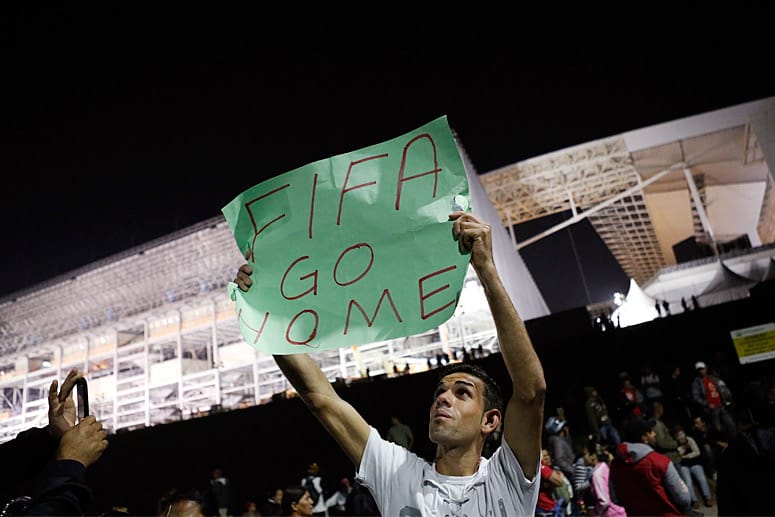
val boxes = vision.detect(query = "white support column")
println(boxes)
[209,300,217,369]
[112,330,119,430]
[176,310,184,418]
[143,320,151,428]
[506,211,518,250]
[683,167,716,243]
[55,345,62,385]
[20,355,29,419]
[567,187,578,217]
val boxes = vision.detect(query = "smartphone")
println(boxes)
[75,377,89,420]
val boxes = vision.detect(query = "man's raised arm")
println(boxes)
[450,212,546,479]
[235,264,370,466]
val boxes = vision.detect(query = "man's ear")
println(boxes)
[482,408,502,435]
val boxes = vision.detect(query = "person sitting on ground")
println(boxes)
[691,413,727,482]
[674,423,713,509]
[536,448,566,517]
[324,477,352,516]
[609,416,691,516]
[545,415,575,479]
[616,372,646,421]
[571,443,594,515]
[651,400,682,467]
[233,211,547,515]
[259,486,283,516]
[583,441,626,517]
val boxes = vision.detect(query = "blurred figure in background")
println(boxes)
[209,467,233,517]
[385,415,414,451]
[674,424,713,509]
[717,375,775,516]
[282,485,314,517]
[585,386,621,449]
[584,441,626,517]
[260,486,283,516]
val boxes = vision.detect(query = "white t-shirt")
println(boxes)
[356,426,539,516]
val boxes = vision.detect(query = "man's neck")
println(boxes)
[434,444,483,476]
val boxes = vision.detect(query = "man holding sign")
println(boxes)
[223,116,475,353]
[234,210,545,516]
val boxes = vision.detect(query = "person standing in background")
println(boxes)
[385,415,414,451]
[585,386,621,449]
[260,487,283,516]
[301,462,327,517]
[209,467,233,517]
[691,361,736,439]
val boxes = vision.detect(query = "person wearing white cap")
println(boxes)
[691,361,736,439]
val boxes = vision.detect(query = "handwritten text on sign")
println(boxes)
[223,116,471,354]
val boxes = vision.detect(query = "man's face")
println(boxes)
[428,372,487,446]
[643,430,657,446]
[294,492,314,516]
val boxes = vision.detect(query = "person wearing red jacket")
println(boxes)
[609,417,693,516]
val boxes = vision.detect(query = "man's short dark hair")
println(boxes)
[624,417,654,443]
[160,488,212,516]
[437,362,503,414]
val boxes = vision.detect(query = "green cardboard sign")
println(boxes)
[222,115,471,354]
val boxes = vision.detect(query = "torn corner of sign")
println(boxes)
[452,194,469,212]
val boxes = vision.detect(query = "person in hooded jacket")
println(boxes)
[609,417,691,516]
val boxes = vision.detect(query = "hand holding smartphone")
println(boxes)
[75,377,89,420]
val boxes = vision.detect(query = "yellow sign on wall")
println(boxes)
[729,322,775,364]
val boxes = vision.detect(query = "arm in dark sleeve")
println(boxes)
[24,459,94,516]
[585,402,600,437]
[0,425,59,504]
[0,425,59,475]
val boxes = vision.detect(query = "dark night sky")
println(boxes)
[1,8,772,312]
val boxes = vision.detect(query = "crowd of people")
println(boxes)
[1,210,773,516]
[538,360,774,516]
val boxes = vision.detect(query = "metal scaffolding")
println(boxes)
[0,217,499,442]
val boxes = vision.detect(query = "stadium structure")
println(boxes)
[481,96,775,322]
[2,96,773,442]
